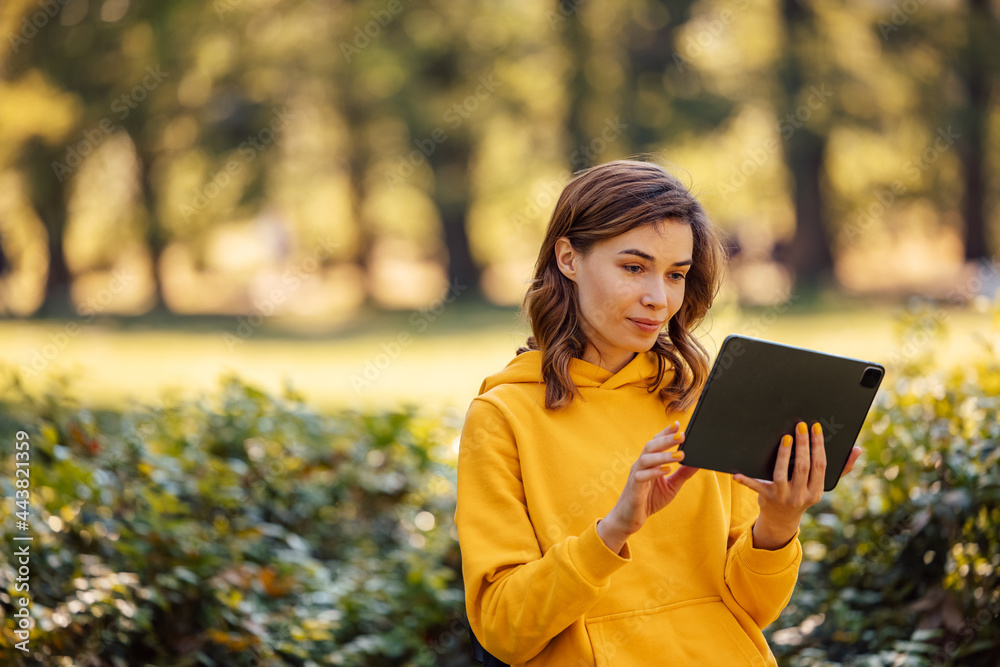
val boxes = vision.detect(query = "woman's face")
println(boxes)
[555,221,694,374]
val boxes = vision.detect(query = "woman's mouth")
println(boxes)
[628,318,663,333]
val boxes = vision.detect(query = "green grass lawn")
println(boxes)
[1,295,994,414]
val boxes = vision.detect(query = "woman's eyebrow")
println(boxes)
[618,249,655,261]
[618,249,693,267]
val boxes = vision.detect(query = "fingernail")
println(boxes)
[671,451,684,460]
[673,432,684,442]
[782,434,793,447]
[812,422,822,436]
[796,422,807,435]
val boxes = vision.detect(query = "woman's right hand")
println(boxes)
[596,421,698,554]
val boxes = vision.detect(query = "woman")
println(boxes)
[456,159,860,666]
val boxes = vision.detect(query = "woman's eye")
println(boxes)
[624,265,643,274]
[671,273,686,281]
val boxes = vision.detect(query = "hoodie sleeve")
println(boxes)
[723,475,802,629]
[456,398,631,664]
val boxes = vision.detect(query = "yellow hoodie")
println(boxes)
[456,350,802,666]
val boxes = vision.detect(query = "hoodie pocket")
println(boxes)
[586,596,767,667]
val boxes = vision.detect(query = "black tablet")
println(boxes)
[679,335,885,491]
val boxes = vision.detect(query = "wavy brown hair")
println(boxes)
[519,159,728,412]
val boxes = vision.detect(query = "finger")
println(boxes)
[733,473,771,496]
[644,429,684,454]
[652,421,681,439]
[660,464,698,493]
[791,421,811,491]
[636,450,684,472]
[658,449,685,470]
[840,446,862,478]
[809,422,827,493]
[636,452,685,481]
[772,434,793,483]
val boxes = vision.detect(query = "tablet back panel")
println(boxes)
[680,335,884,491]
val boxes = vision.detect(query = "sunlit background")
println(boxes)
[0,0,997,408]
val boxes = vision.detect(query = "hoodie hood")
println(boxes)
[479,350,670,395]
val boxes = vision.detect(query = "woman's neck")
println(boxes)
[582,347,637,375]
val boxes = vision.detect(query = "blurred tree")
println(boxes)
[0,63,78,316]
[873,0,999,263]
[25,136,74,316]
[339,58,377,293]
[622,0,735,148]
[1,0,112,316]
[2,0,199,315]
[104,1,192,315]
[555,0,838,290]
[552,0,737,179]
[558,0,593,170]
[950,0,998,261]
[381,2,485,295]
[4,0,346,315]
[119,2,197,315]
[773,0,835,289]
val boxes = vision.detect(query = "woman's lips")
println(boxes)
[629,318,663,333]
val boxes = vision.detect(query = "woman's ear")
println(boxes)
[554,237,579,282]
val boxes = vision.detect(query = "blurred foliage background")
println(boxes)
[0,0,998,322]
[1,0,999,664]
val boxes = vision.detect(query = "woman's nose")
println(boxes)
[641,279,667,309]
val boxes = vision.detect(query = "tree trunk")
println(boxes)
[434,149,480,295]
[427,104,480,295]
[786,129,834,286]
[40,230,74,317]
[32,143,75,318]
[777,0,834,289]
[440,203,479,294]
[138,150,170,314]
[958,0,994,262]
[349,159,376,304]
[561,2,592,171]
[958,112,988,262]
[348,126,377,304]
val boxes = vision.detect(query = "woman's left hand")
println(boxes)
[733,421,862,550]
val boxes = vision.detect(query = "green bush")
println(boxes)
[768,301,1000,667]
[0,375,470,666]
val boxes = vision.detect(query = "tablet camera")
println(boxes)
[860,367,883,389]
